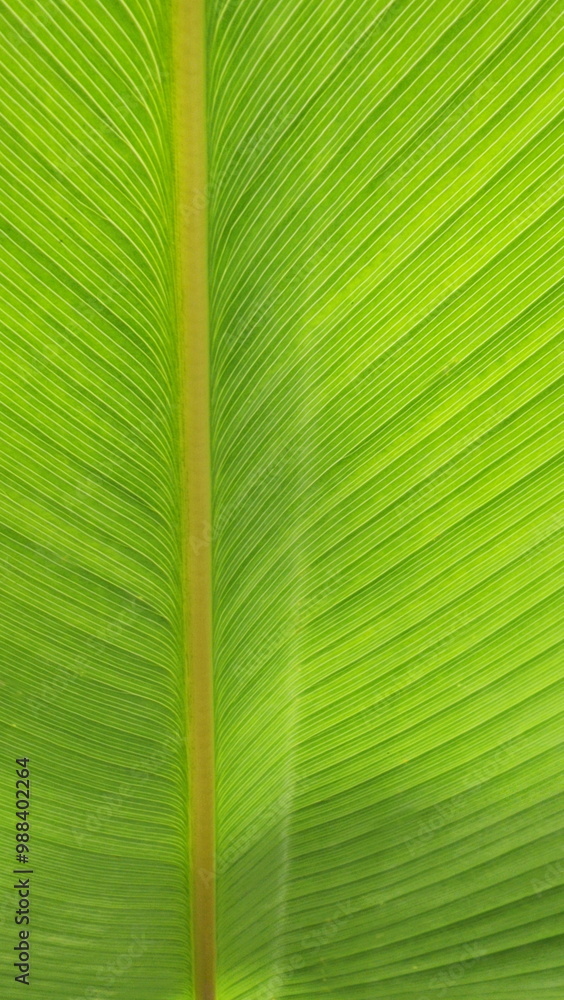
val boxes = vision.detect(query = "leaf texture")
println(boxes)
[208,0,564,996]
[0,1,562,999]
[0,2,190,997]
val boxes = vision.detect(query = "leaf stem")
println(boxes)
[174,1,215,997]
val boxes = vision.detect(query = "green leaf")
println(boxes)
[0,1,189,996]
[0,1,563,999]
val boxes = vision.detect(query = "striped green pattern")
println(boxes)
[209,0,564,996]
[0,1,562,998]
[0,2,190,998]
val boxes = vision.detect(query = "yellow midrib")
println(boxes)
[174,1,215,998]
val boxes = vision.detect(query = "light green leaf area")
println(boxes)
[0,0,562,999]
[209,0,564,997]
[0,2,190,998]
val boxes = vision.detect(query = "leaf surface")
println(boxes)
[0,1,562,999]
